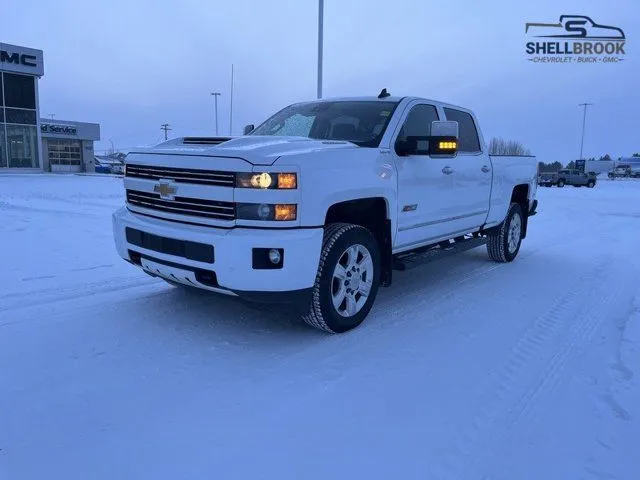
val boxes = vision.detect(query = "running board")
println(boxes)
[393,235,487,271]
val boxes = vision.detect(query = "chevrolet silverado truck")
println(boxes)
[112,91,538,333]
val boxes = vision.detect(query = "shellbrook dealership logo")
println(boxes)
[525,15,626,63]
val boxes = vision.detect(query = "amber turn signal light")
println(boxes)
[275,204,297,221]
[277,173,297,189]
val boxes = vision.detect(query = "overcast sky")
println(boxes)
[5,0,639,162]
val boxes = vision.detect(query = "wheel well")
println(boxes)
[325,198,393,286]
[511,184,530,239]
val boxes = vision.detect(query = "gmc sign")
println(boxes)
[0,43,44,76]
[1,50,37,67]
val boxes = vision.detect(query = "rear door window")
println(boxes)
[443,107,481,153]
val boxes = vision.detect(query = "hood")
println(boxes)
[133,135,359,166]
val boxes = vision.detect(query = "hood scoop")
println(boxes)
[182,136,234,145]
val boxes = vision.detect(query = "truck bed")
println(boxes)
[485,154,538,227]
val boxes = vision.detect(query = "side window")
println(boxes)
[397,104,439,155]
[443,107,481,153]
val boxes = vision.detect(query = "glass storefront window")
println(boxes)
[0,126,6,168]
[5,108,37,125]
[3,73,36,109]
[6,125,39,168]
[1,72,40,168]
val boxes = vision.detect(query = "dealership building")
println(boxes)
[1,42,100,172]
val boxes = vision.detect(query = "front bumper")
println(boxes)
[112,207,323,303]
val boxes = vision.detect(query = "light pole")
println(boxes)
[317,0,324,99]
[211,92,221,135]
[579,102,593,160]
[229,64,234,136]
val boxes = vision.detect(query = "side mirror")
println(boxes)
[243,124,255,135]
[395,137,418,156]
[428,120,458,157]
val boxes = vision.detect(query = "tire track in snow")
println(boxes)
[478,272,633,479]
[255,218,603,384]
[0,275,158,323]
[435,255,619,479]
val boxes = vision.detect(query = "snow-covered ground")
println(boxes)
[1,174,639,480]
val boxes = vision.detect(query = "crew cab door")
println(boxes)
[392,102,459,251]
[441,107,492,232]
[575,170,589,185]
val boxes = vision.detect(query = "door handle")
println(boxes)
[481,165,491,173]
[442,166,453,175]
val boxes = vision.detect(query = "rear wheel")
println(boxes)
[587,180,595,188]
[487,203,523,263]
[557,180,565,187]
[302,223,381,333]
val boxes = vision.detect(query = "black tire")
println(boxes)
[302,223,381,333]
[587,180,595,188]
[557,180,565,187]
[486,203,523,263]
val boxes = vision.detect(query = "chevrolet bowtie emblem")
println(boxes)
[154,180,177,199]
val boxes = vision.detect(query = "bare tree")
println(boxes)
[488,137,532,156]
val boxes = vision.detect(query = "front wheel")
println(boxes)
[587,180,595,188]
[487,203,523,263]
[557,180,565,187]
[302,223,381,333]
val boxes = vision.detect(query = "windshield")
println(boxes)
[249,100,399,147]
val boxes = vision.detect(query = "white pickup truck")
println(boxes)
[112,91,538,333]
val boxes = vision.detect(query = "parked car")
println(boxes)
[94,157,124,174]
[112,92,538,333]
[94,158,112,174]
[556,169,597,188]
[538,172,558,187]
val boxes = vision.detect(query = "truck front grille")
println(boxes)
[126,190,236,221]
[126,164,235,187]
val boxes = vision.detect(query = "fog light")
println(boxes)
[257,204,272,220]
[268,248,281,264]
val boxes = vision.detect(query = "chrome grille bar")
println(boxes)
[126,164,236,187]
[126,190,236,220]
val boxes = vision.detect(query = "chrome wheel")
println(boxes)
[507,213,522,254]
[331,244,374,317]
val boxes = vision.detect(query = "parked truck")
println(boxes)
[112,91,538,333]
[608,160,640,179]
[556,169,597,188]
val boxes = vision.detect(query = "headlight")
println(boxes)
[236,172,297,189]
[236,203,297,221]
